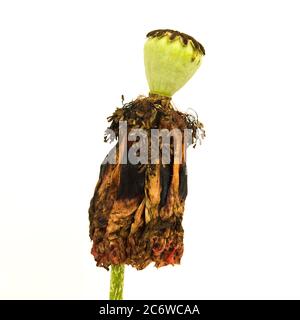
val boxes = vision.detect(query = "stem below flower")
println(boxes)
[109,264,125,300]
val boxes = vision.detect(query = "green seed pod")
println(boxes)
[144,29,205,97]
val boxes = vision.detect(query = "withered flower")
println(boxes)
[89,29,205,299]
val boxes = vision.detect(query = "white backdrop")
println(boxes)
[1,0,300,299]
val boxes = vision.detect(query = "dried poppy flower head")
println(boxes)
[89,30,205,273]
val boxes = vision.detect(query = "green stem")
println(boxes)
[109,264,125,300]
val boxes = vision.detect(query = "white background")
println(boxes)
[1,0,300,299]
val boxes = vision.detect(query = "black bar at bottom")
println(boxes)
[0,300,299,319]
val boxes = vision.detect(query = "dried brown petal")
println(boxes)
[89,95,204,269]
